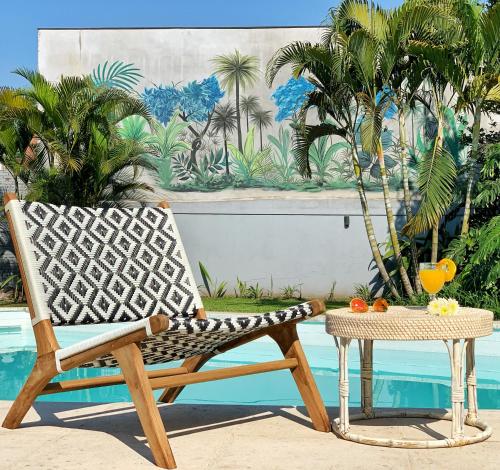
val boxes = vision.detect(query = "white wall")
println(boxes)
[169,193,406,297]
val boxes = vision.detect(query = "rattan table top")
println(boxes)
[325,306,494,340]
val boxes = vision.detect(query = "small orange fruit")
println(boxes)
[373,298,389,312]
[350,297,369,313]
[437,258,457,282]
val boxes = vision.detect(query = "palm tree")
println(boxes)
[211,102,237,174]
[240,95,260,132]
[0,88,33,197]
[266,26,401,298]
[0,70,153,207]
[266,0,454,296]
[406,0,500,235]
[212,50,259,153]
[250,108,273,150]
[327,0,458,296]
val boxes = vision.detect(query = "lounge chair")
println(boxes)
[1,193,330,469]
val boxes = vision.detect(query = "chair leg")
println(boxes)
[158,354,212,403]
[2,357,55,429]
[113,343,177,469]
[270,324,331,432]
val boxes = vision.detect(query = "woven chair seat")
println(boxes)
[53,303,315,367]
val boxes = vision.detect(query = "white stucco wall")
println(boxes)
[38,26,322,134]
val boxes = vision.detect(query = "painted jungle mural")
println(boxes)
[91,56,468,194]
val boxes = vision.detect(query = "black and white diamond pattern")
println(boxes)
[19,201,200,325]
[84,303,314,367]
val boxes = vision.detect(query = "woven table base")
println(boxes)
[332,410,492,448]
[326,307,494,449]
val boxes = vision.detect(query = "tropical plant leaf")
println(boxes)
[198,261,212,297]
[92,60,143,91]
[403,143,456,236]
[292,122,347,177]
[228,127,273,182]
[172,153,194,181]
[118,115,151,144]
[149,112,191,160]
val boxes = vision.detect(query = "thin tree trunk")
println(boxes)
[246,111,249,133]
[461,103,482,235]
[181,112,213,170]
[352,147,400,298]
[235,77,243,152]
[430,107,446,265]
[223,127,229,175]
[398,107,422,294]
[377,140,415,296]
[14,177,19,198]
[431,222,439,263]
[259,123,263,151]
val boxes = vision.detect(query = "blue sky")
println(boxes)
[0,0,402,87]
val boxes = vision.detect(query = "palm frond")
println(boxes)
[403,141,457,236]
[212,50,260,92]
[292,122,347,177]
[91,60,143,91]
[265,41,314,86]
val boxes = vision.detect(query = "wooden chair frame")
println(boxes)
[1,193,330,469]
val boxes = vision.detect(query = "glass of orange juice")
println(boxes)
[419,262,447,299]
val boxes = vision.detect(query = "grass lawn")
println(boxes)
[202,297,347,313]
[0,301,28,308]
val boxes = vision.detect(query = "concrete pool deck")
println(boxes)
[0,402,499,469]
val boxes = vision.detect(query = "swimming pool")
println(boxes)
[1,309,499,408]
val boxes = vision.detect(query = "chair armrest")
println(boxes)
[55,314,169,372]
[308,299,326,317]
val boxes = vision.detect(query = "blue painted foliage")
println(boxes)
[271,77,315,122]
[142,76,224,124]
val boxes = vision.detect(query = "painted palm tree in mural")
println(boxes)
[212,102,237,174]
[250,108,273,151]
[240,95,260,132]
[212,50,259,153]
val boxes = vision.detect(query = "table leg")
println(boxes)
[444,339,466,439]
[338,337,351,433]
[466,338,478,423]
[360,339,374,418]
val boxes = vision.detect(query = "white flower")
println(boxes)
[439,304,451,316]
[447,298,460,315]
[427,297,460,316]
[427,299,441,315]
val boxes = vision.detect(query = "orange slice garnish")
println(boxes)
[437,258,457,282]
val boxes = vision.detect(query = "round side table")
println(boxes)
[325,306,494,448]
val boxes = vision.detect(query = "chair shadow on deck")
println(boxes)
[27,401,324,464]
[27,402,454,465]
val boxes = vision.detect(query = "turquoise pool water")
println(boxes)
[1,310,499,408]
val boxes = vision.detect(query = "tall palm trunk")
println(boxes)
[352,146,400,298]
[259,123,263,151]
[377,140,414,296]
[398,107,422,293]
[431,221,439,263]
[235,77,243,152]
[431,109,445,264]
[245,111,249,132]
[461,103,482,235]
